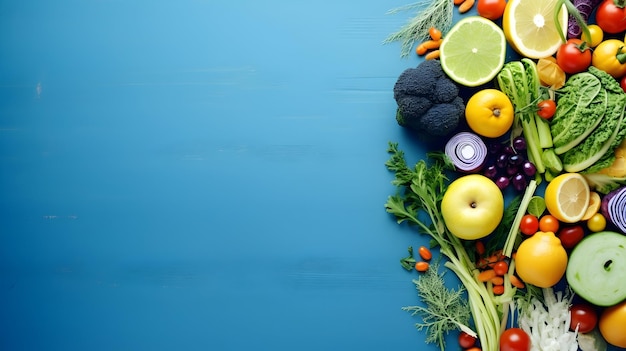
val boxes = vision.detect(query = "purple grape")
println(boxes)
[495,176,510,190]
[512,173,527,192]
[484,165,498,179]
[496,154,508,169]
[522,161,537,177]
[508,154,523,166]
[488,142,502,155]
[513,137,527,151]
[503,145,515,155]
[506,165,518,176]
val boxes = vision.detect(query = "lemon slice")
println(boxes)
[502,0,568,59]
[581,191,601,221]
[544,173,590,223]
[439,16,506,87]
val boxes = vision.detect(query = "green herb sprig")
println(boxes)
[402,260,471,351]
[383,0,454,58]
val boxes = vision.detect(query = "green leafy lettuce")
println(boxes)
[561,67,626,173]
[551,72,605,155]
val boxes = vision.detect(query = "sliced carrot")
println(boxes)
[491,276,504,286]
[510,275,526,289]
[493,285,505,295]
[475,241,486,256]
[459,0,475,13]
[454,0,466,5]
[477,269,496,282]
[425,50,440,60]
[415,261,429,272]
[418,246,432,261]
[429,27,442,41]
[416,39,442,56]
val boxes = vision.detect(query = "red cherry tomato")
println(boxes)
[493,260,509,276]
[537,99,556,119]
[570,303,599,333]
[556,39,592,74]
[458,331,476,349]
[477,0,507,20]
[621,76,626,93]
[520,214,539,236]
[595,0,626,34]
[539,215,560,233]
[500,327,531,351]
[557,225,585,249]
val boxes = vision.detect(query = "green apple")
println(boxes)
[441,174,504,240]
[566,231,626,306]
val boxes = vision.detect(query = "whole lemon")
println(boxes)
[465,89,514,138]
[515,231,568,288]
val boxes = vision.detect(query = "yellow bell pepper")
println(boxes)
[591,39,626,78]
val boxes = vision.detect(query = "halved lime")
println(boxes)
[439,16,506,87]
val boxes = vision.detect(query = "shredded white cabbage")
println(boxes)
[516,288,578,351]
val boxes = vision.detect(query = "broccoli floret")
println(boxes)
[418,97,464,136]
[432,78,459,103]
[392,60,464,137]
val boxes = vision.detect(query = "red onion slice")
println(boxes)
[608,187,626,234]
[444,132,487,173]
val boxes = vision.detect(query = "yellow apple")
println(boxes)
[441,174,504,240]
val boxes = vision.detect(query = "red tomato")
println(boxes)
[570,303,598,333]
[621,76,626,93]
[557,225,585,249]
[493,260,509,276]
[477,0,507,20]
[556,39,592,74]
[539,215,560,233]
[537,99,556,119]
[500,328,531,351]
[520,214,539,236]
[458,331,476,349]
[596,0,626,34]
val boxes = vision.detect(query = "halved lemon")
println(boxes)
[439,16,506,87]
[544,173,590,223]
[502,0,568,59]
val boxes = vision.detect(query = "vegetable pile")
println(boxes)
[383,1,626,350]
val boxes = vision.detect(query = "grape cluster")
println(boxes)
[482,136,537,192]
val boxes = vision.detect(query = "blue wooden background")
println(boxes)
[2,1,615,351]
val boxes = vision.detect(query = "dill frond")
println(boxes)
[383,0,454,58]
[402,260,471,351]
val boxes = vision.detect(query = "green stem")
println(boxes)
[555,0,592,44]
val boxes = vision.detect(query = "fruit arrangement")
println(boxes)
[383,0,626,350]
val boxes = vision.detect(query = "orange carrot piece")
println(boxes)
[477,269,496,282]
[429,27,442,41]
[491,276,504,286]
[510,275,526,289]
[493,285,505,295]
[418,246,432,261]
[454,0,466,5]
[459,0,475,13]
[425,50,440,60]
[475,241,486,256]
[415,261,430,272]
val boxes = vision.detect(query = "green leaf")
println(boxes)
[527,196,546,218]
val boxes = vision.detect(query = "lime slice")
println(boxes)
[440,16,506,87]
[503,0,568,59]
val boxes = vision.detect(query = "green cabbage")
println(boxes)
[561,68,626,173]
[551,72,605,154]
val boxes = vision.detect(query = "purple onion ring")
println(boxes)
[445,132,487,173]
